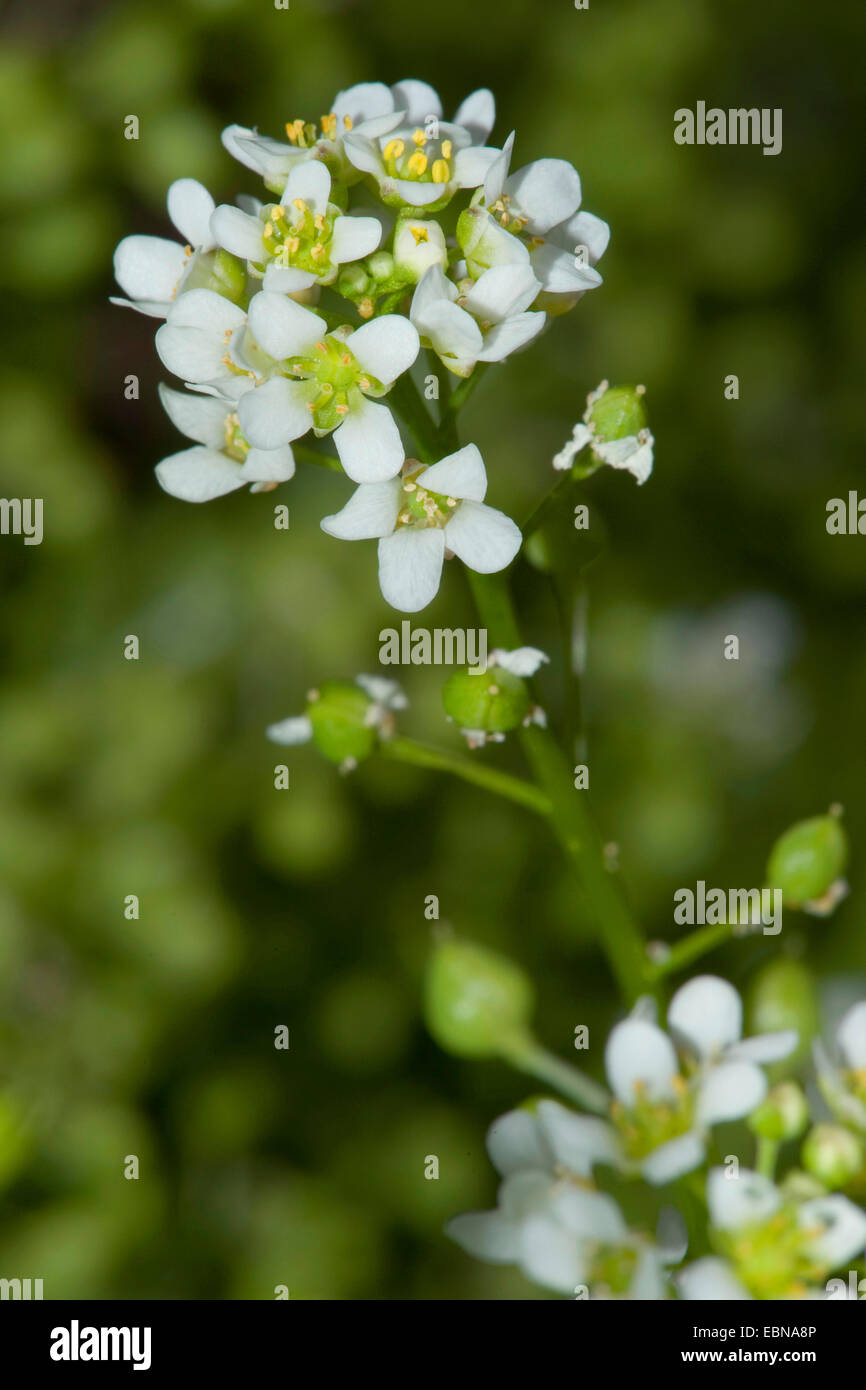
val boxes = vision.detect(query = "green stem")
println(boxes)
[499,1033,610,1114]
[522,468,575,539]
[756,1136,780,1180]
[293,443,343,473]
[444,362,489,421]
[646,923,736,981]
[467,569,651,1004]
[389,374,439,462]
[380,736,551,817]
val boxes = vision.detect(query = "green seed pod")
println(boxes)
[308,681,377,765]
[802,1124,865,1189]
[585,383,648,443]
[442,666,530,735]
[766,810,848,908]
[748,1082,809,1142]
[424,938,534,1058]
[747,958,819,1070]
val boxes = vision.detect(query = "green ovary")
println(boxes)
[716,1210,822,1299]
[395,469,457,530]
[610,1080,694,1162]
[283,335,385,435]
[223,413,250,462]
[261,197,338,280]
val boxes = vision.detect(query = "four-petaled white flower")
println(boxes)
[678,1167,866,1300]
[447,1101,679,1298]
[235,293,419,483]
[601,975,797,1184]
[411,263,545,378]
[155,385,294,502]
[210,161,382,294]
[320,445,522,612]
[113,178,218,318]
[553,381,655,484]
[155,288,265,401]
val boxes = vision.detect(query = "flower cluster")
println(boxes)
[112,79,608,611]
[432,952,866,1299]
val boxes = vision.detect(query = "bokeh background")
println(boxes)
[0,0,864,1298]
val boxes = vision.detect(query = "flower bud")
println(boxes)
[367,251,395,282]
[442,665,531,737]
[801,1124,865,1189]
[307,681,379,765]
[424,938,534,1058]
[766,809,848,909]
[393,217,448,281]
[337,263,370,297]
[748,1082,809,1141]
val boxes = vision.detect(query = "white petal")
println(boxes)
[678,1257,752,1301]
[697,1061,767,1126]
[240,445,295,483]
[238,378,312,449]
[266,715,313,746]
[486,1109,551,1177]
[157,383,227,447]
[483,131,515,205]
[114,235,188,304]
[411,263,457,317]
[155,325,228,384]
[492,647,550,677]
[707,1166,781,1232]
[320,479,402,540]
[261,264,318,294]
[837,1001,866,1069]
[247,292,325,362]
[167,178,215,249]
[348,316,419,384]
[165,287,246,333]
[537,1101,621,1179]
[419,444,487,502]
[554,209,611,264]
[505,158,582,234]
[390,79,442,125]
[668,975,743,1060]
[727,1031,799,1064]
[155,446,245,502]
[799,1196,866,1269]
[477,312,546,362]
[109,294,171,319]
[332,82,396,126]
[381,177,445,207]
[334,398,405,483]
[210,205,265,262]
[414,298,482,364]
[605,1019,679,1106]
[377,529,445,612]
[453,88,496,144]
[330,215,383,265]
[550,1186,628,1245]
[519,1217,585,1294]
[531,242,603,294]
[354,674,407,709]
[343,133,384,178]
[444,501,522,574]
[642,1130,707,1184]
[452,144,502,190]
[462,263,541,322]
[594,434,655,486]
[222,125,298,180]
[446,1211,520,1263]
[281,159,332,215]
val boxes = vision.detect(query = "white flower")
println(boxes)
[677,1256,753,1301]
[353,673,409,716]
[155,385,294,501]
[392,218,449,282]
[155,288,268,400]
[447,1101,675,1298]
[602,977,796,1184]
[553,381,655,485]
[235,294,419,483]
[815,1000,866,1134]
[476,133,607,307]
[210,160,382,292]
[320,444,522,613]
[411,263,545,378]
[112,178,218,318]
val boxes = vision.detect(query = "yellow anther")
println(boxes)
[409,225,429,244]
[293,198,307,212]
[335,403,349,416]
[314,213,326,230]
[285,119,305,143]
[286,236,300,255]
[183,244,193,257]
[311,243,326,259]
[264,221,274,238]
[359,377,371,390]
[383,138,405,162]
[403,481,417,492]
[431,159,449,183]
[320,113,337,138]
[271,204,285,219]
[359,297,374,319]
[441,140,452,159]
[315,341,328,353]
[341,352,352,366]
[407,151,428,176]
[411,127,426,146]
[307,401,316,411]
[500,212,509,226]
[343,114,353,130]
[446,497,456,507]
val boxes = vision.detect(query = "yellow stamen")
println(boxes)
[285,119,305,144]
[343,114,353,130]
[313,213,326,230]
[286,236,300,255]
[293,198,307,213]
[407,151,428,176]
[335,403,349,416]
[320,113,337,138]
[310,243,326,259]
[431,159,449,183]
[411,127,426,146]
[441,140,452,159]
[383,138,405,162]
[359,297,374,319]
[409,225,429,244]
[263,221,274,238]
[315,341,327,353]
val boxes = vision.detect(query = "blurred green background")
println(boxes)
[0,0,864,1298]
